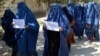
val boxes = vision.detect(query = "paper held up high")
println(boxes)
[13,19,25,28]
[45,21,59,31]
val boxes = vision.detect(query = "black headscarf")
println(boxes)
[1,9,16,30]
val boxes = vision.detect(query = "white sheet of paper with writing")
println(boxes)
[13,19,25,28]
[45,21,59,31]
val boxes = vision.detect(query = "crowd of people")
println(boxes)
[0,0,100,56]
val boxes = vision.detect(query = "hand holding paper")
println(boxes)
[45,21,60,31]
[25,25,29,29]
[59,27,63,31]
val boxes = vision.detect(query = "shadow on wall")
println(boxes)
[34,11,46,19]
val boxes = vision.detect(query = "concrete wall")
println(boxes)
[12,0,47,17]
[0,0,47,15]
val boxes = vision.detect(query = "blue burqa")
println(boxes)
[43,3,70,56]
[84,2,99,40]
[74,4,85,36]
[1,9,16,47]
[15,2,39,56]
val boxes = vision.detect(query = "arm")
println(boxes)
[70,20,75,27]
[25,23,39,31]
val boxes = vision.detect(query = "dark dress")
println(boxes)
[47,30,60,56]
[1,9,18,56]
[74,4,85,37]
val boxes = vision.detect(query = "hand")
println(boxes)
[43,24,46,29]
[11,22,15,26]
[59,27,63,31]
[25,25,29,29]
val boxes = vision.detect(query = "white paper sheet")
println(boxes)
[45,21,59,31]
[13,19,25,28]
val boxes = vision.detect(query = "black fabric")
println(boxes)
[46,30,60,56]
[62,6,74,23]
[1,9,18,56]
[11,41,18,56]
[1,9,16,47]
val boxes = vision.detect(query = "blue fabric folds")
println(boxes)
[85,2,99,26]
[1,9,16,47]
[67,3,75,18]
[73,4,85,36]
[43,3,70,56]
[85,2,95,25]
[84,2,99,40]
[15,2,39,56]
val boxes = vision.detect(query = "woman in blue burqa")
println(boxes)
[1,9,18,56]
[73,2,85,40]
[43,3,70,56]
[84,2,99,41]
[14,2,39,56]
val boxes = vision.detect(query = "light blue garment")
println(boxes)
[15,2,39,56]
[93,3,99,40]
[67,3,75,18]
[85,2,99,27]
[85,2,97,25]
[43,3,70,56]
[84,2,99,40]
[94,3,99,26]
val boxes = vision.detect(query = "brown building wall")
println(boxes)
[14,0,47,13]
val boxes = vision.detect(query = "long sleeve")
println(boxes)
[27,23,39,31]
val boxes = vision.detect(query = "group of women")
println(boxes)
[1,2,39,56]
[0,0,99,56]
